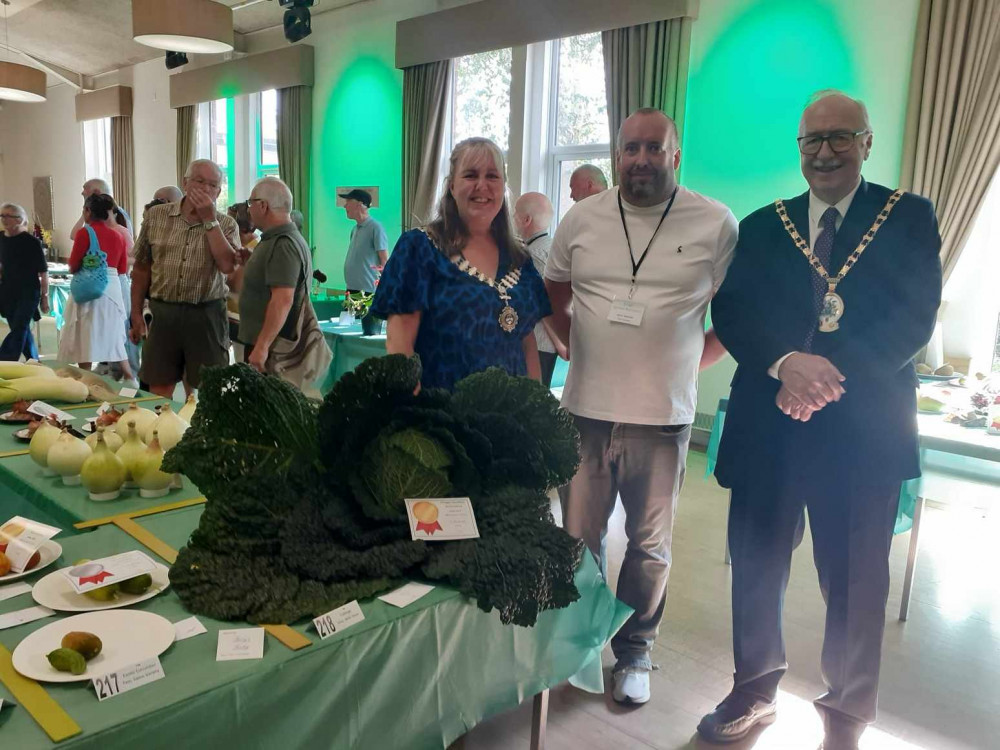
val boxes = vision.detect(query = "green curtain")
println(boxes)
[277,85,314,245]
[110,115,135,220]
[402,60,453,231]
[602,18,693,184]
[176,104,197,185]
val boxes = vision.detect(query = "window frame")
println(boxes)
[82,117,114,193]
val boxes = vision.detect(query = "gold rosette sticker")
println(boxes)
[411,501,443,535]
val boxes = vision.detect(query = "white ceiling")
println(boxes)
[0,0,363,84]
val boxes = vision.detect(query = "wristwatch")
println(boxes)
[203,220,220,231]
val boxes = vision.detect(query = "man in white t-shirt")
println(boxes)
[545,108,737,705]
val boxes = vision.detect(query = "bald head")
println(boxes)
[513,192,554,239]
[569,165,608,203]
[248,176,294,231]
[799,90,870,136]
[153,186,183,203]
[83,179,111,199]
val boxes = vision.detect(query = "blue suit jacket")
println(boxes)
[712,180,942,489]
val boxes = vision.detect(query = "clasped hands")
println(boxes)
[776,353,845,422]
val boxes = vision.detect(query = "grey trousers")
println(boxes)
[728,474,901,728]
[558,414,690,670]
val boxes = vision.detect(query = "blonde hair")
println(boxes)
[425,138,527,266]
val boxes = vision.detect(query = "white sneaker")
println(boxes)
[612,666,650,704]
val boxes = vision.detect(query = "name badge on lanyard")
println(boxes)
[608,298,646,326]
[613,187,678,329]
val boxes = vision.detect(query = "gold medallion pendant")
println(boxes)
[498,304,519,333]
[818,291,845,332]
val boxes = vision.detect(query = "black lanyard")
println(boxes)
[617,187,678,289]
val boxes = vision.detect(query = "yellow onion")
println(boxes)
[46,429,93,485]
[178,394,197,423]
[81,430,126,501]
[143,404,189,451]
[86,426,123,453]
[29,420,62,475]
[116,421,147,489]
[115,404,156,443]
[133,431,174,498]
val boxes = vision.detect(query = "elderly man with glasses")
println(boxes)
[697,90,942,749]
[129,159,240,398]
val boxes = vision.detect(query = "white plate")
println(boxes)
[31,562,170,612]
[0,540,62,583]
[12,609,175,683]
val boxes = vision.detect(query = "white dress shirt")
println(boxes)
[768,179,862,378]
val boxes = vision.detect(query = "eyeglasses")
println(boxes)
[189,177,221,189]
[245,198,265,207]
[0,214,22,220]
[797,130,869,155]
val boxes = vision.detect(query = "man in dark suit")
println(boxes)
[697,90,942,749]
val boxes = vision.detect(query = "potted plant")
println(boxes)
[344,291,383,335]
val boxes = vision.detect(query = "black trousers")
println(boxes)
[539,350,557,388]
[728,472,901,728]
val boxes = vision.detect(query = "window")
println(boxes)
[195,99,235,209]
[547,33,610,220]
[254,89,279,179]
[82,117,113,191]
[451,48,513,154]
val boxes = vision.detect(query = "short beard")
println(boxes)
[620,169,670,207]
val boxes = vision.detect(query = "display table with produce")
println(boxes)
[0,516,628,749]
[0,357,630,748]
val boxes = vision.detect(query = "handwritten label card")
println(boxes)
[0,582,32,601]
[1,516,60,574]
[173,616,207,642]
[26,401,76,423]
[96,402,113,415]
[405,498,480,542]
[0,605,55,630]
[378,582,435,608]
[216,628,265,661]
[119,388,138,398]
[61,551,156,595]
[92,657,165,701]
[312,601,364,640]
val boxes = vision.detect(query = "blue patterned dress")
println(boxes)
[372,229,552,390]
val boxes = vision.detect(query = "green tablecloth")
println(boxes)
[0,507,630,749]
[46,282,71,331]
[702,402,1000,535]
[318,322,569,394]
[320,322,389,393]
[310,296,344,323]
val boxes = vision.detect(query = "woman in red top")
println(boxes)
[57,193,134,379]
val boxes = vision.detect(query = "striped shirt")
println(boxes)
[133,201,239,304]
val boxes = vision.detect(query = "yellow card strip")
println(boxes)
[0,448,30,458]
[113,517,179,564]
[110,518,312,652]
[0,644,81,742]
[63,395,165,411]
[73,496,206,529]
[261,625,312,651]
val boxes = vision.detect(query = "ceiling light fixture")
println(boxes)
[132,0,234,54]
[0,0,45,102]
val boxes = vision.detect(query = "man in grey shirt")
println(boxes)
[340,189,388,293]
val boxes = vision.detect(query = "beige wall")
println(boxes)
[131,57,178,209]
[0,84,86,252]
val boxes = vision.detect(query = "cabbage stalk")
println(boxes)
[115,404,157,442]
[81,430,126,500]
[46,430,93,485]
[134,431,174,498]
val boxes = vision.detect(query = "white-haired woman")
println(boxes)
[0,203,49,360]
[372,137,550,390]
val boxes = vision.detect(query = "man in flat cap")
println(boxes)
[341,189,388,294]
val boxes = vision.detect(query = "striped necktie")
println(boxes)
[803,206,839,352]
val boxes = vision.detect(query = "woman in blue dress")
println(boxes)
[372,137,551,390]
